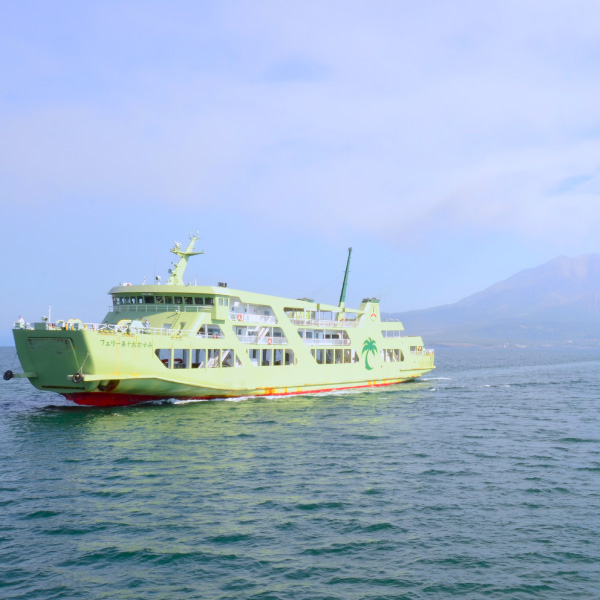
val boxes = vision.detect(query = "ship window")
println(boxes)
[285,350,294,365]
[205,297,214,306]
[144,296,155,304]
[218,298,223,306]
[222,349,234,367]
[311,349,315,358]
[235,355,242,367]
[394,349,400,362]
[316,349,324,364]
[224,298,229,306]
[400,350,404,362]
[198,324,222,338]
[192,349,205,368]
[155,349,171,368]
[184,297,193,305]
[156,296,164,304]
[326,349,334,364]
[137,297,143,304]
[273,349,283,366]
[335,349,343,364]
[174,349,188,369]
[352,351,359,363]
[174,297,182,304]
[306,330,313,339]
[249,349,259,366]
[207,349,220,368]
[194,297,204,305]
[344,349,351,363]
[164,296,173,304]
[387,349,394,362]
[261,349,272,366]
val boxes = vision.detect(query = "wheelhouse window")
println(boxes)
[194,297,204,305]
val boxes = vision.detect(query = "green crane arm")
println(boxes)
[338,247,353,307]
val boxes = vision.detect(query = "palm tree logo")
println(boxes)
[362,338,377,370]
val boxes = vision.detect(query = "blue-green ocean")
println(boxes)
[1,346,598,599]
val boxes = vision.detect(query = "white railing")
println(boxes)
[35,322,197,337]
[230,312,277,324]
[289,317,360,328]
[111,305,208,313]
[236,334,288,345]
[196,331,225,339]
[303,338,351,346]
[411,348,435,356]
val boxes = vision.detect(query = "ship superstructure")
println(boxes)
[4,236,435,406]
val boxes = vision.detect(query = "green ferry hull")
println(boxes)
[7,238,435,407]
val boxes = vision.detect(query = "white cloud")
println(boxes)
[2,0,600,247]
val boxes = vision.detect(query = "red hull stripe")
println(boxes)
[63,378,417,407]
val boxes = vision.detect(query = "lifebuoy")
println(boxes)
[268,338,273,345]
[237,314,243,322]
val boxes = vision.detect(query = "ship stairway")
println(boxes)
[222,349,233,367]
[257,327,270,343]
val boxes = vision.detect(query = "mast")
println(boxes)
[338,247,353,307]
[166,233,204,286]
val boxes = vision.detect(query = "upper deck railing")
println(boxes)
[288,317,361,328]
[229,312,277,324]
[17,321,198,337]
[303,338,351,346]
[110,304,207,314]
[236,334,289,345]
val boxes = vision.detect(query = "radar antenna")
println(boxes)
[165,232,204,286]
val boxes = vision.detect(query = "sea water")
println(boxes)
[0,346,598,599]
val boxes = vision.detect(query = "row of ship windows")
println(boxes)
[381,349,404,362]
[168,323,395,344]
[155,346,406,369]
[381,330,402,338]
[311,349,360,364]
[156,348,240,369]
[114,296,221,306]
[310,348,405,364]
[155,348,296,368]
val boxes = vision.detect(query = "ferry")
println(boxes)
[4,235,435,407]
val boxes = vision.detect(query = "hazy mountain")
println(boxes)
[387,255,600,346]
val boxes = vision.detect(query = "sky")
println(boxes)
[2,1,600,344]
